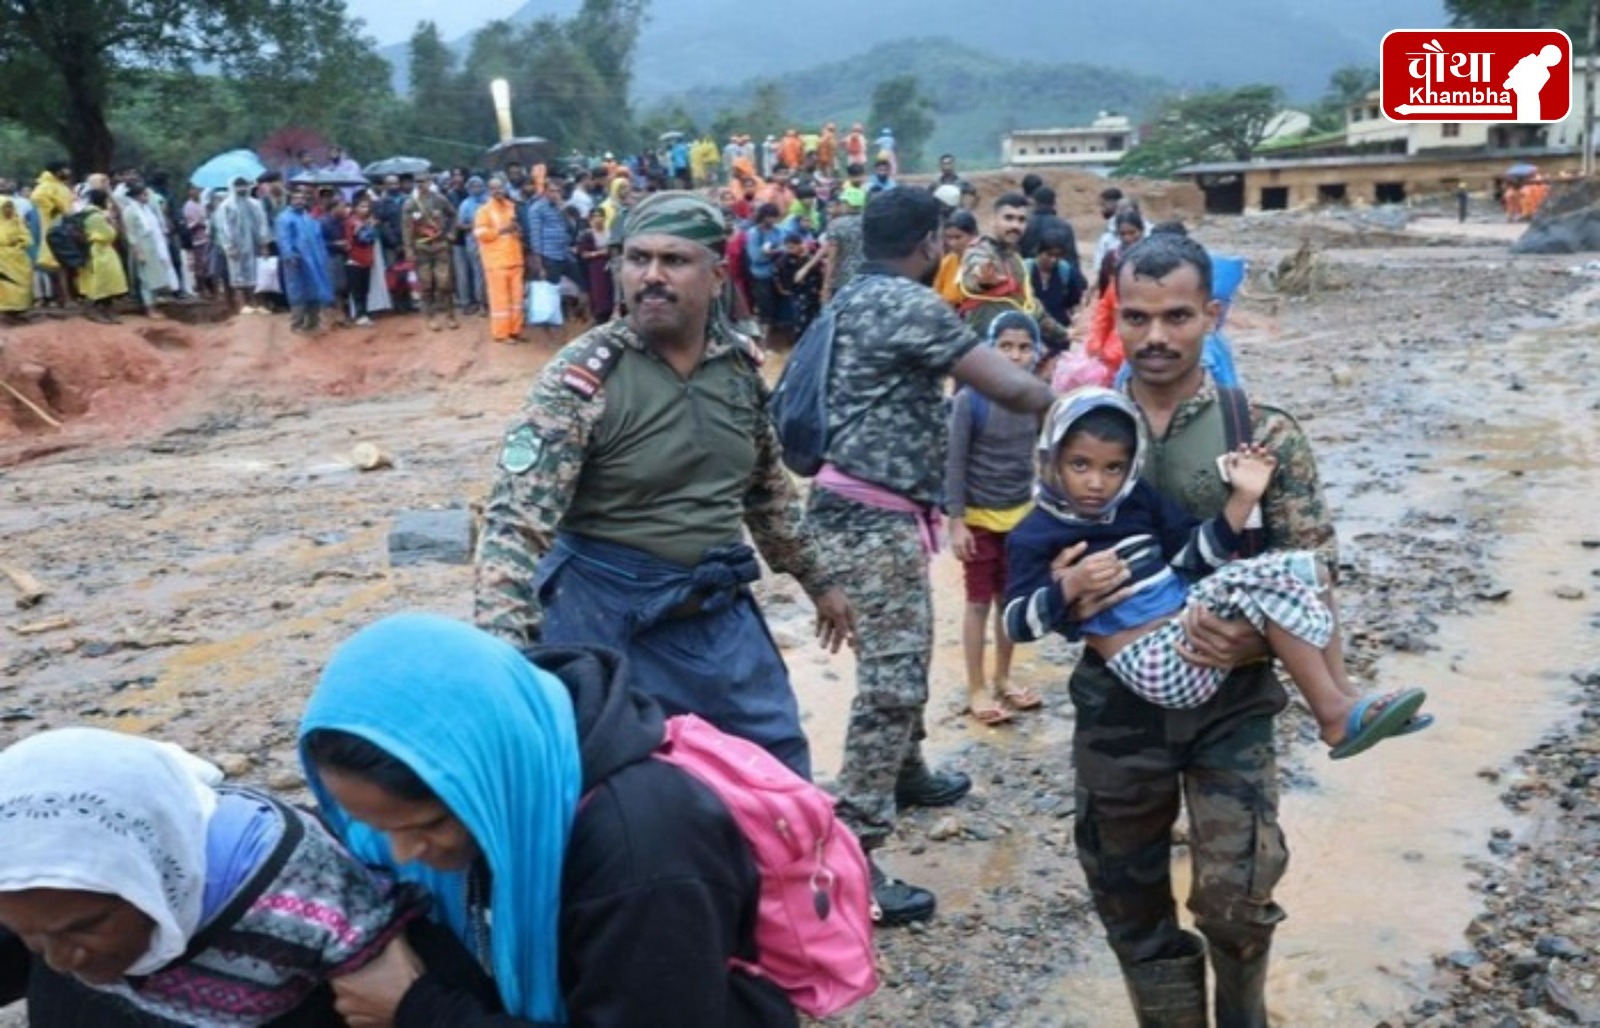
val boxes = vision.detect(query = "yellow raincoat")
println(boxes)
[29,171,73,271]
[0,201,31,312]
[77,208,128,302]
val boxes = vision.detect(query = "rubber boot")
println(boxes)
[1211,942,1270,1028]
[1121,931,1209,1028]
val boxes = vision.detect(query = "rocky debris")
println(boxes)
[1513,178,1600,255]
[1,564,47,608]
[351,442,394,471]
[387,508,476,566]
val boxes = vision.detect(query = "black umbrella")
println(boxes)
[290,169,371,188]
[484,136,554,170]
[362,156,432,177]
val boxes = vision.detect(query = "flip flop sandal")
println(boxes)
[998,685,1044,711]
[1395,713,1436,736]
[1329,688,1428,760]
[966,703,1015,726]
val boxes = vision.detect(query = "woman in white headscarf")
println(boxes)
[0,727,424,1027]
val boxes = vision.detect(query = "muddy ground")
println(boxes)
[2,206,1599,1027]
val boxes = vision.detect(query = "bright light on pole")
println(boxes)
[490,78,513,143]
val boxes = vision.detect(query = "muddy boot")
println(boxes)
[1211,942,1270,1028]
[288,305,307,333]
[1122,932,1208,1028]
[445,305,459,329]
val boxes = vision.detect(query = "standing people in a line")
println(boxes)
[31,161,75,306]
[474,191,854,778]
[77,190,129,324]
[803,187,1055,924]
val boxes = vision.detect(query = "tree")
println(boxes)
[1446,0,1589,37]
[867,75,936,173]
[1117,85,1282,178]
[0,0,383,173]
[1310,64,1380,132]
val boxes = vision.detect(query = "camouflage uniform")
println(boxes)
[1069,377,1334,1025]
[958,236,1068,348]
[805,267,981,848]
[474,317,836,774]
[822,214,865,301]
[401,191,457,319]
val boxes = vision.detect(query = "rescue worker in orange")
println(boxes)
[474,175,526,342]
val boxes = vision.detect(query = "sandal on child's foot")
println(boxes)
[997,683,1043,711]
[965,700,1014,726]
[1328,688,1428,760]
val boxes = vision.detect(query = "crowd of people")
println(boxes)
[0,122,1441,1026]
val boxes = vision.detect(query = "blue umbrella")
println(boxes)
[190,149,267,190]
[1507,162,1539,178]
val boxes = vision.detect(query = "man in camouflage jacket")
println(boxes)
[474,191,854,779]
[1059,233,1336,1025]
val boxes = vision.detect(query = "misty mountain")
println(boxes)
[649,38,1173,165]
[379,0,1446,100]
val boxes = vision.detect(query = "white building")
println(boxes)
[1001,113,1137,169]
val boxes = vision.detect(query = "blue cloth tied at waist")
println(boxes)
[533,532,810,777]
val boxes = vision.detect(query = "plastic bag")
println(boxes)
[253,255,280,295]
[525,279,563,326]
[1052,348,1114,392]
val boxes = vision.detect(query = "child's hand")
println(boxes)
[950,521,977,562]
[1226,444,1277,502]
[1056,546,1129,609]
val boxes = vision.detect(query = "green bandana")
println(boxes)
[620,191,728,249]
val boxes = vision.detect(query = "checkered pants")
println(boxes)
[1107,551,1332,708]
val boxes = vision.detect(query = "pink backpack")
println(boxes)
[654,714,879,1018]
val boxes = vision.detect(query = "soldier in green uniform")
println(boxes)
[806,187,1057,926]
[1060,233,1337,1026]
[473,191,855,780]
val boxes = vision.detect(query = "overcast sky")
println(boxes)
[345,0,505,46]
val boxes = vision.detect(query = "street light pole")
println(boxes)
[1586,0,1598,176]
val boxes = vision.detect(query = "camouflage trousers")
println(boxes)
[1070,651,1290,974]
[806,491,932,849]
[415,248,454,313]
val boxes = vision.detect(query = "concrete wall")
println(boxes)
[1234,153,1583,211]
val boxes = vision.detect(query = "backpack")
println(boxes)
[768,277,870,476]
[46,211,92,270]
[653,714,877,1018]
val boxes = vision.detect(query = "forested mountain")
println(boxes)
[382,0,1445,100]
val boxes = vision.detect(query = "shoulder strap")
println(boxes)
[1217,385,1252,450]
[1216,386,1266,557]
[559,334,627,399]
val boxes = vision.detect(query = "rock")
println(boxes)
[388,509,476,566]
[768,625,805,650]
[351,442,394,471]
[1535,935,1585,960]
[1447,950,1484,970]
[268,769,304,791]
[1554,586,1586,601]
[929,816,964,842]
[215,753,253,777]
[1330,365,1355,387]
[1475,586,1513,602]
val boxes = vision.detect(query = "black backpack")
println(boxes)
[46,211,92,270]
[769,278,871,476]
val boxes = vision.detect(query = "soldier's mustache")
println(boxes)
[1135,345,1180,359]
[637,286,676,303]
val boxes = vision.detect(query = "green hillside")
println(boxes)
[649,38,1171,168]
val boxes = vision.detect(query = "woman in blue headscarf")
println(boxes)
[298,613,796,1028]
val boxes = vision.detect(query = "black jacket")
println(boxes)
[1018,208,1078,261]
[395,646,797,1028]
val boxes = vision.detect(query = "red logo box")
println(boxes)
[1381,29,1572,123]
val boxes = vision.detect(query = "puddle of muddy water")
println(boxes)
[789,312,1600,1025]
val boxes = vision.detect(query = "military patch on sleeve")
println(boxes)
[498,424,543,474]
